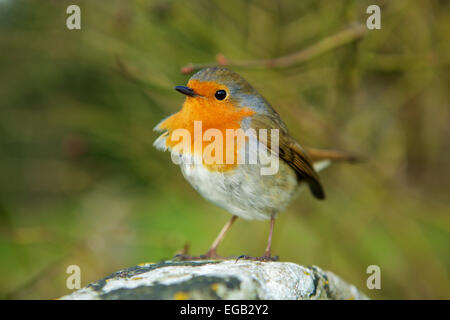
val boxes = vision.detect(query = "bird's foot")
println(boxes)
[173,249,225,261]
[235,254,279,262]
[172,253,203,261]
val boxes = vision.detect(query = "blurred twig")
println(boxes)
[181,23,367,74]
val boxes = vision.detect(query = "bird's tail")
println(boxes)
[304,147,360,172]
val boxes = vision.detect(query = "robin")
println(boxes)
[154,67,356,261]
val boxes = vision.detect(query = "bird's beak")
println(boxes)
[174,86,197,97]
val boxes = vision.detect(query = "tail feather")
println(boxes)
[304,147,360,163]
[313,159,332,172]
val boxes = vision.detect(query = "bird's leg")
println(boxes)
[263,214,275,258]
[203,215,238,259]
[237,214,279,262]
[174,215,238,261]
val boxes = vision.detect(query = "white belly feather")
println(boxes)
[175,139,299,220]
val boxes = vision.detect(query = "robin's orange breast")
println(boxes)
[156,80,255,172]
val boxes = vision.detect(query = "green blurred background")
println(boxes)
[0,0,449,299]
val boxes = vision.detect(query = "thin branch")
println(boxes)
[181,23,367,74]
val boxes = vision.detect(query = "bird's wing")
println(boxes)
[249,113,325,199]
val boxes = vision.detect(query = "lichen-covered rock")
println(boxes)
[60,260,368,300]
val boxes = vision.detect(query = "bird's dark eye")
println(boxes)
[214,90,227,101]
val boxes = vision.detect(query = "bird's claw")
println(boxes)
[173,253,198,261]
[173,252,225,261]
[235,254,279,263]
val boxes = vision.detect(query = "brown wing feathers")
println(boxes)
[250,114,325,200]
[287,142,325,199]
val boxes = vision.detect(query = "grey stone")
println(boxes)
[60,260,368,300]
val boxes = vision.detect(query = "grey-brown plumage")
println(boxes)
[154,66,357,259]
